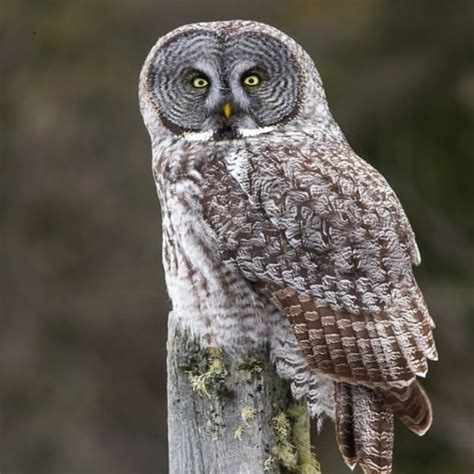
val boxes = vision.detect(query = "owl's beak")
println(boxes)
[223,102,233,120]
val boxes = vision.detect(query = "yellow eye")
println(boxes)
[192,77,209,88]
[242,74,260,87]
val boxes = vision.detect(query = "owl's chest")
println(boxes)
[156,146,269,349]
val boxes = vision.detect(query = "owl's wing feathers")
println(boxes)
[204,140,436,408]
[245,142,438,377]
[202,141,437,432]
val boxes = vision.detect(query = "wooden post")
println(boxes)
[167,313,321,474]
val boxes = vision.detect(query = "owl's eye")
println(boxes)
[192,76,209,88]
[242,74,261,87]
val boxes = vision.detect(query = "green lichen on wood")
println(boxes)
[263,455,276,471]
[234,406,258,440]
[181,345,228,398]
[272,411,298,471]
[173,329,230,441]
[288,404,321,474]
[174,326,319,471]
[270,403,321,474]
[238,356,264,375]
[242,406,257,424]
[234,424,245,441]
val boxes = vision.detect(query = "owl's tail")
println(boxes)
[334,383,394,473]
[378,381,432,436]
[334,381,432,473]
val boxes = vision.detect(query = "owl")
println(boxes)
[139,20,437,473]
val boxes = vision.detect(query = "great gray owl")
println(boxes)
[139,20,437,473]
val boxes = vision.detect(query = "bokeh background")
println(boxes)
[1,1,473,473]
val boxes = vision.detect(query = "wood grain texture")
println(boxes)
[167,313,296,474]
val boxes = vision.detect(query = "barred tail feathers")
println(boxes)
[379,380,432,436]
[334,383,394,474]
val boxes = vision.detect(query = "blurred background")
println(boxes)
[1,1,473,473]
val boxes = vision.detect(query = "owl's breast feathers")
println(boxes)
[201,137,437,436]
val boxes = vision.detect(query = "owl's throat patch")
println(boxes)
[214,124,239,141]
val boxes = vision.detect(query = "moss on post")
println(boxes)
[167,313,320,473]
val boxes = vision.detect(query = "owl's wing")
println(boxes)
[202,140,437,392]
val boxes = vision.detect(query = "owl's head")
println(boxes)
[139,21,328,142]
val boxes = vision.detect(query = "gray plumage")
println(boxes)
[139,20,437,473]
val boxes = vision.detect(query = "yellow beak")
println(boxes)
[223,102,233,119]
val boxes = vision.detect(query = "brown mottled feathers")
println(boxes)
[335,383,394,474]
[265,283,432,472]
[334,381,431,473]
[378,381,432,435]
[202,139,437,473]
[270,284,417,385]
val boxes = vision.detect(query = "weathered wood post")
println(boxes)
[167,312,321,474]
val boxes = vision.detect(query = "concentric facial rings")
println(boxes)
[146,29,301,134]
